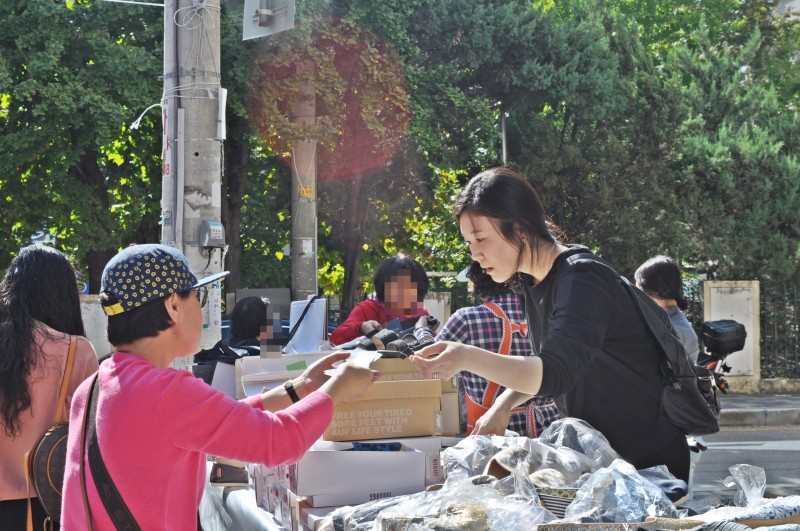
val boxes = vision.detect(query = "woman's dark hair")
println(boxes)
[103,290,192,346]
[230,296,268,340]
[374,256,430,302]
[634,255,689,311]
[466,260,534,299]
[0,245,85,437]
[453,167,563,287]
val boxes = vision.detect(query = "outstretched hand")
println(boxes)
[299,351,351,393]
[409,341,466,380]
[471,407,512,436]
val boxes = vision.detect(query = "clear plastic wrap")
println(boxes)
[693,465,800,525]
[377,474,556,531]
[563,459,681,523]
[537,418,621,471]
[441,435,531,480]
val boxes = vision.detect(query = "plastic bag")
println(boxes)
[563,459,681,523]
[441,435,531,480]
[725,463,767,507]
[378,474,555,531]
[537,418,621,471]
[693,464,800,524]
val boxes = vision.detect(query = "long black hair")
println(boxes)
[0,245,86,437]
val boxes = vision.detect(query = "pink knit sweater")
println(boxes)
[60,352,333,530]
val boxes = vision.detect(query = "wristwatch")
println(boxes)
[284,381,301,403]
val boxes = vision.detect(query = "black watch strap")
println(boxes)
[284,381,301,403]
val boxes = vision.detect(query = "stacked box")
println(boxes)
[370,358,462,437]
[323,379,442,442]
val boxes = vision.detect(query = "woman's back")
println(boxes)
[0,326,97,500]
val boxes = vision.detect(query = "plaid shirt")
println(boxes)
[430,293,560,437]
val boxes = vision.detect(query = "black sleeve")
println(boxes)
[537,260,618,397]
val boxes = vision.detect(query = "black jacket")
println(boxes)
[524,246,682,462]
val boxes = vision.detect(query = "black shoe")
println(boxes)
[209,463,249,487]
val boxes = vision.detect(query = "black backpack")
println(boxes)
[562,253,720,436]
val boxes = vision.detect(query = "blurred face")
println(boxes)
[383,270,419,315]
[460,214,521,284]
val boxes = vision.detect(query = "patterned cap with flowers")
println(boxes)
[100,244,229,316]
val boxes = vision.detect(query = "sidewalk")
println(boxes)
[717,392,800,427]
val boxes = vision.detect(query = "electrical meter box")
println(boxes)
[200,220,226,248]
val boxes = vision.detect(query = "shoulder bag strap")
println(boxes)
[557,253,662,400]
[55,335,78,424]
[80,375,97,530]
[83,374,142,530]
[281,295,321,346]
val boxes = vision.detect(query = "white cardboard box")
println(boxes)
[288,441,426,499]
[302,485,423,508]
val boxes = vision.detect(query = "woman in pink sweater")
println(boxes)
[60,244,377,530]
[0,245,99,531]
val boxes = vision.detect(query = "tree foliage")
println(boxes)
[0,0,162,290]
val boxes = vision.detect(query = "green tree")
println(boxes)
[668,25,800,281]
[0,0,162,290]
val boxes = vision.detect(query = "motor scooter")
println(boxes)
[696,320,747,395]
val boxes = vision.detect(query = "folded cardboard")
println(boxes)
[323,379,442,441]
[371,357,458,393]
[288,441,426,500]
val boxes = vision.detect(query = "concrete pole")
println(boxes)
[164,0,225,366]
[291,67,318,301]
[161,0,178,248]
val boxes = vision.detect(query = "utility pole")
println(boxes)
[291,69,318,301]
[162,0,226,366]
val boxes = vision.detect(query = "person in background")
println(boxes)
[0,245,98,531]
[411,167,691,482]
[415,261,560,437]
[225,295,269,356]
[60,244,377,529]
[330,255,430,345]
[635,255,700,364]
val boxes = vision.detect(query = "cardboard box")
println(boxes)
[371,357,458,393]
[323,379,442,441]
[440,391,461,436]
[302,485,422,508]
[288,441,426,499]
[236,354,328,398]
[301,505,342,531]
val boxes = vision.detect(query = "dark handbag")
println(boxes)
[25,335,77,528]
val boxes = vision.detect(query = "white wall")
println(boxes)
[702,281,760,377]
[79,294,112,360]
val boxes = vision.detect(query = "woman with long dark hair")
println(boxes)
[0,245,98,530]
[411,167,691,482]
